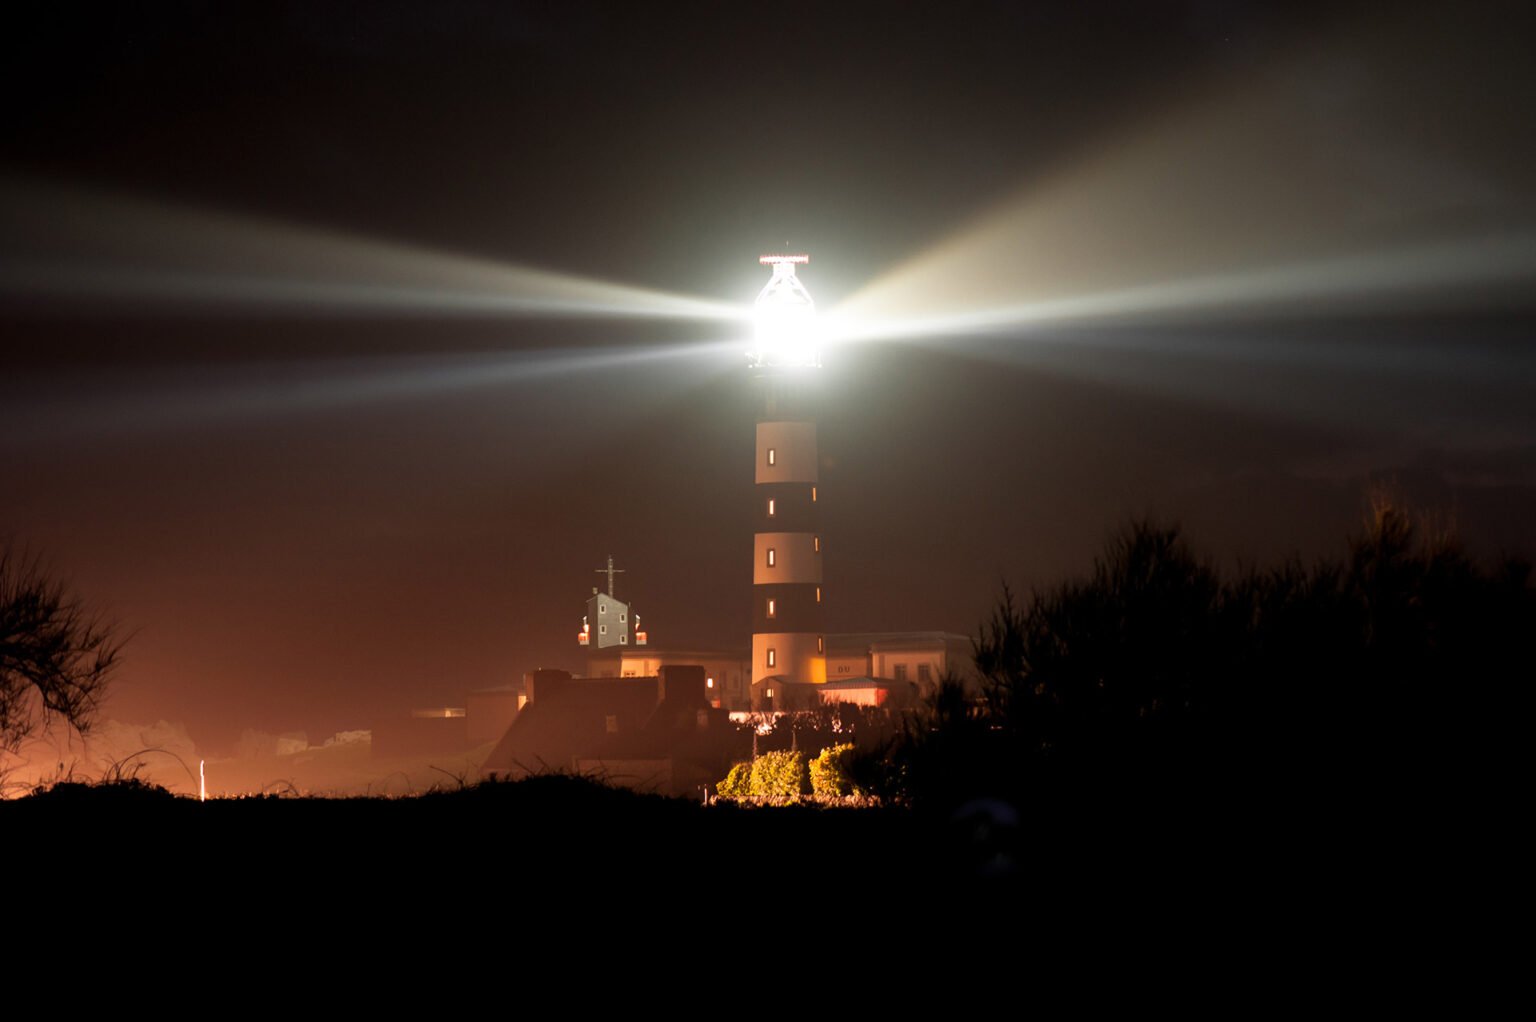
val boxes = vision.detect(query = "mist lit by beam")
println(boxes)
[0,337,746,448]
[0,180,745,324]
[828,235,1536,347]
[830,13,1536,355]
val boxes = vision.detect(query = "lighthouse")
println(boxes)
[749,254,826,709]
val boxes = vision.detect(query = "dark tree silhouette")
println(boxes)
[884,506,1532,810]
[0,545,122,754]
[975,521,1233,780]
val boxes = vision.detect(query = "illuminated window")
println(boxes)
[767,598,776,619]
[767,548,776,567]
[765,687,774,699]
[706,676,715,689]
[767,447,776,466]
[767,648,776,668]
[815,586,822,603]
[767,498,776,517]
[817,635,824,654]
[814,536,820,553]
[812,486,817,502]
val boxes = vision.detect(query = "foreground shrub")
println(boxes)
[809,743,857,797]
[716,761,752,798]
[750,750,808,798]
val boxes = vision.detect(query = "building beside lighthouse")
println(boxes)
[578,554,647,652]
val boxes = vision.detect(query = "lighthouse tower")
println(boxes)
[749,254,825,709]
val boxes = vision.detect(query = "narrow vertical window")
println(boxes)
[767,548,776,567]
[815,586,821,603]
[812,486,817,503]
[767,598,776,619]
[767,498,776,517]
[767,648,776,669]
[817,635,824,654]
[767,447,776,466]
[814,536,821,553]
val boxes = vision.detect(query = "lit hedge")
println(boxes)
[749,750,808,798]
[809,742,857,797]
[717,761,752,798]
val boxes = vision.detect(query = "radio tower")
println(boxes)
[749,254,825,709]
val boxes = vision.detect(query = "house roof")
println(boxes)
[817,676,907,690]
[479,673,724,777]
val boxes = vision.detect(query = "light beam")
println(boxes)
[0,180,746,324]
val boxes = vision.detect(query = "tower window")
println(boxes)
[817,635,824,654]
[767,548,776,567]
[767,598,776,619]
[812,486,817,503]
[814,536,821,553]
[767,448,776,467]
[599,604,606,614]
[706,676,715,689]
[619,612,626,623]
[767,498,776,517]
[816,586,821,603]
[767,648,776,668]
[620,634,628,645]
[599,624,607,635]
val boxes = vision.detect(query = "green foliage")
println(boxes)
[809,742,857,797]
[749,749,808,798]
[716,761,752,798]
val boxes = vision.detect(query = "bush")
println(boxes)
[749,750,808,798]
[716,761,752,798]
[809,743,857,797]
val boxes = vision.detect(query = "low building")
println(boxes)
[478,665,743,797]
[465,683,526,747]
[826,632,974,693]
[748,631,974,710]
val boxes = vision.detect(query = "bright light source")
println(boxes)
[749,254,821,369]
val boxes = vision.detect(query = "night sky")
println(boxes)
[3,2,1533,750]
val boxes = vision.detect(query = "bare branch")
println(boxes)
[0,544,125,754]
